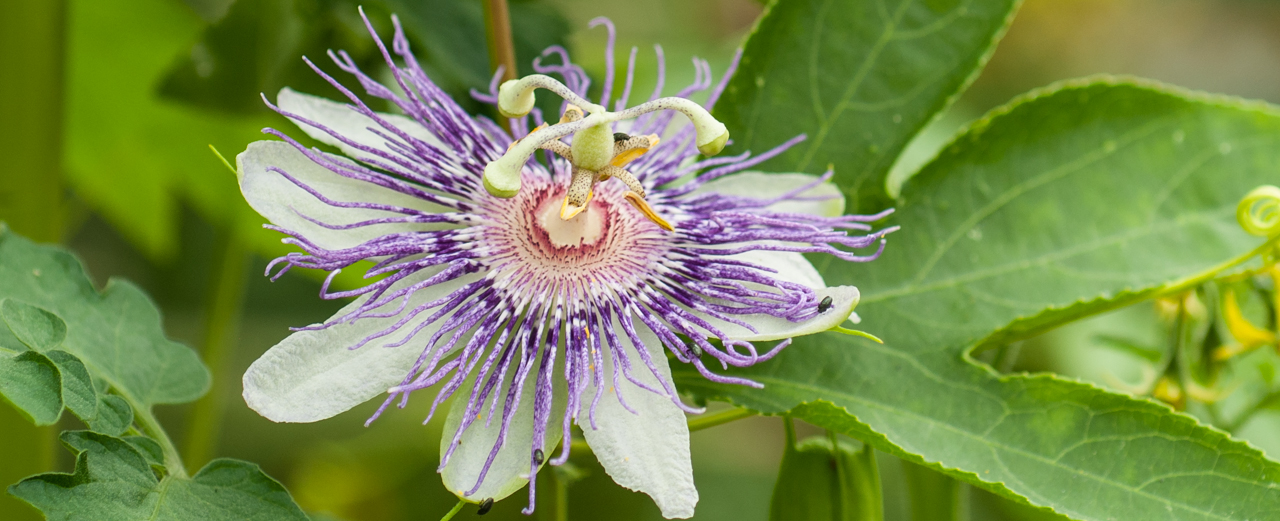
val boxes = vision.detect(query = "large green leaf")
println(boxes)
[9,431,308,521]
[676,79,1280,520]
[0,227,209,407]
[713,0,1019,213]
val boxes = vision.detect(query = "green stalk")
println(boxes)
[553,469,569,521]
[481,0,519,134]
[903,462,966,521]
[687,406,756,432]
[182,230,250,472]
[0,3,66,519]
[0,0,66,242]
[439,500,466,521]
[121,390,188,479]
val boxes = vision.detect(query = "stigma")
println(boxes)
[509,104,670,230]
[483,73,732,232]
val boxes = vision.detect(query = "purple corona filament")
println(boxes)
[255,12,894,515]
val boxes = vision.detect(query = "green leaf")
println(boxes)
[87,395,134,437]
[45,350,97,421]
[677,79,1280,520]
[1,299,67,351]
[0,228,210,407]
[770,433,882,521]
[0,351,63,426]
[124,435,165,467]
[713,0,1019,213]
[9,431,309,521]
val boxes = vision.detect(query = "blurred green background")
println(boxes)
[3,0,1280,519]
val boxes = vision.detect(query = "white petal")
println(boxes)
[440,355,567,503]
[695,248,860,342]
[727,248,824,288]
[712,285,859,342]
[242,271,481,423]
[580,321,698,519]
[277,87,451,160]
[692,172,844,217]
[237,140,447,250]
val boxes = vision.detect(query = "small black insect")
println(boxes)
[690,343,703,358]
[534,448,545,465]
[613,132,631,142]
[478,498,495,515]
[817,296,833,313]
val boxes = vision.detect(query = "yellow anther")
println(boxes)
[611,135,660,168]
[560,189,593,220]
[624,191,674,231]
[560,105,584,124]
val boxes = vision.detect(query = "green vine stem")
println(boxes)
[481,0,519,135]
[0,3,66,519]
[439,499,466,521]
[902,462,964,521]
[687,407,756,432]
[183,229,250,472]
[120,389,188,479]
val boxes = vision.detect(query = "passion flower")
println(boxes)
[236,12,893,518]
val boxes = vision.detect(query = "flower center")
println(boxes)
[479,175,672,294]
[536,191,605,248]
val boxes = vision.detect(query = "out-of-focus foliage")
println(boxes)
[62,0,271,261]
[161,0,569,116]
[769,432,882,521]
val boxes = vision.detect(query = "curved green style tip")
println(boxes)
[483,165,520,198]
[697,131,729,156]
[498,106,527,119]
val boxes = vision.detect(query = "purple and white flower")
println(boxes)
[236,12,893,518]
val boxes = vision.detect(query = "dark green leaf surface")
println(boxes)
[0,351,63,426]
[1,299,67,350]
[45,350,97,421]
[714,0,1019,212]
[770,435,882,521]
[87,395,134,437]
[9,431,308,521]
[0,228,209,407]
[677,79,1280,520]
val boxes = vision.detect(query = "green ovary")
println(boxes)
[571,122,614,171]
